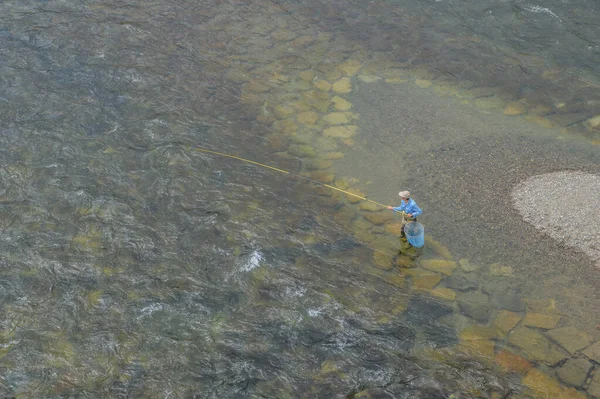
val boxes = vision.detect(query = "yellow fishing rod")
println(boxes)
[196,146,390,209]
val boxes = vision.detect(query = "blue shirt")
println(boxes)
[392,198,422,217]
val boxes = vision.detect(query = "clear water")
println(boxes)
[0,0,599,397]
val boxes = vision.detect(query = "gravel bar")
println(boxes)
[512,171,600,266]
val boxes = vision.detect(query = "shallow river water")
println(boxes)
[0,0,599,398]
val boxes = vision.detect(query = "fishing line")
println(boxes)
[196,146,389,208]
[196,146,413,260]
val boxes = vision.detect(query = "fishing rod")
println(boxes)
[196,146,390,209]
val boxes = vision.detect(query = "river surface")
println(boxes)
[0,0,599,398]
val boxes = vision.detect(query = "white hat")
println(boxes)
[398,191,410,198]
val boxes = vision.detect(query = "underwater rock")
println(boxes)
[421,323,458,348]
[420,259,457,276]
[358,75,381,83]
[274,103,296,119]
[457,291,490,322]
[288,144,316,158]
[405,295,453,325]
[431,287,456,301]
[297,111,320,125]
[337,59,362,76]
[272,118,298,133]
[323,125,358,139]
[372,251,393,270]
[493,310,522,337]
[490,287,525,312]
[546,326,594,354]
[494,349,532,374]
[332,77,352,93]
[582,341,600,363]
[306,159,333,171]
[313,79,331,91]
[415,79,432,88]
[458,258,480,272]
[556,358,592,388]
[331,96,352,111]
[412,273,442,291]
[488,263,514,277]
[364,323,416,352]
[322,112,350,125]
[588,372,600,398]
[508,327,568,365]
[364,212,393,225]
[444,275,477,292]
[423,237,453,260]
[271,29,297,42]
[354,229,376,244]
[323,151,344,160]
[385,77,407,84]
[244,79,272,93]
[298,70,316,81]
[522,313,561,330]
[584,114,600,129]
[503,101,527,115]
[290,35,314,47]
[282,80,313,92]
[525,114,555,128]
[384,222,402,235]
[522,368,587,399]
[384,274,405,288]
[358,202,381,212]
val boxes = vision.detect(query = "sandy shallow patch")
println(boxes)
[512,171,600,266]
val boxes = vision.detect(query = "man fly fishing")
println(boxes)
[387,191,422,238]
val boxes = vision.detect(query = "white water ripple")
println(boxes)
[524,5,562,22]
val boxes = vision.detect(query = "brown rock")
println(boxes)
[423,236,453,259]
[546,326,594,354]
[313,80,331,91]
[384,222,402,235]
[372,251,393,270]
[412,274,442,291]
[364,213,394,225]
[323,151,345,160]
[306,159,333,171]
[503,101,528,115]
[582,341,600,363]
[358,202,381,212]
[419,259,457,275]
[298,70,316,81]
[494,349,532,373]
[310,171,334,184]
[556,358,592,387]
[431,287,456,301]
[415,79,432,88]
[493,310,522,337]
[460,325,497,341]
[508,327,568,365]
[331,96,352,111]
[384,274,405,288]
[489,263,514,277]
[332,77,352,93]
[522,368,587,399]
[323,125,357,138]
[290,35,313,47]
[337,59,362,76]
[588,372,600,399]
[244,79,272,93]
[522,313,561,330]
[297,111,320,125]
[323,112,350,125]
